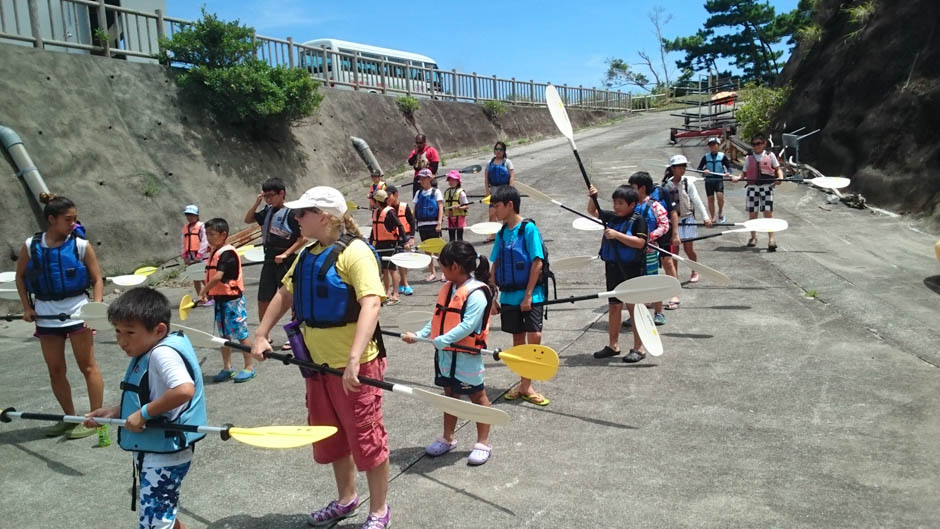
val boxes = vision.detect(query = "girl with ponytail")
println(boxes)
[402,240,496,466]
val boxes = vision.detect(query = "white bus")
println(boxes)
[299,38,442,94]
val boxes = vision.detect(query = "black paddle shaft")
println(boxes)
[0,407,225,437]
[681,232,728,243]
[3,313,72,322]
[379,329,504,361]
[219,339,399,392]
[572,149,608,230]
[533,293,603,307]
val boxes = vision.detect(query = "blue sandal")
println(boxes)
[233,369,256,383]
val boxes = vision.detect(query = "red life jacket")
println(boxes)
[181,221,204,256]
[744,152,778,184]
[430,279,492,353]
[205,244,244,297]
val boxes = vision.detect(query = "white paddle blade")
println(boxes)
[513,181,553,203]
[391,311,433,329]
[405,385,510,425]
[76,302,110,324]
[360,227,372,240]
[609,275,682,304]
[469,222,503,235]
[385,253,432,269]
[185,262,206,280]
[742,218,788,233]
[807,176,850,190]
[0,288,18,300]
[173,324,219,348]
[552,255,599,272]
[632,305,663,357]
[243,246,265,263]
[109,274,149,287]
[0,271,15,282]
[572,217,604,231]
[545,85,576,147]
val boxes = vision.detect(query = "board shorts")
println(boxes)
[705,179,724,196]
[305,357,389,472]
[605,261,644,304]
[34,322,88,338]
[746,184,774,212]
[499,305,544,334]
[373,241,398,271]
[435,375,485,395]
[418,226,440,242]
[644,250,660,276]
[137,461,191,529]
[258,258,293,302]
[214,296,249,341]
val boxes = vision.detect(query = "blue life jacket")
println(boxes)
[118,332,206,453]
[415,190,439,222]
[26,232,90,301]
[293,235,381,328]
[599,215,642,263]
[487,158,511,186]
[495,220,536,291]
[704,152,726,178]
[72,222,87,239]
[649,186,673,218]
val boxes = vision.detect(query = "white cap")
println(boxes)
[707,137,720,144]
[669,154,689,166]
[183,204,199,215]
[284,186,348,217]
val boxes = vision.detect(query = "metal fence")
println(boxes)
[0,0,664,111]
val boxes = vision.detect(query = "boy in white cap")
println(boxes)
[663,155,711,287]
[181,204,209,303]
[697,137,732,223]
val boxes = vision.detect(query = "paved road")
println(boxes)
[1,110,938,529]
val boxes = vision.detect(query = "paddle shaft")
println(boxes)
[3,312,79,322]
[0,407,231,437]
[379,330,507,361]
[681,231,741,243]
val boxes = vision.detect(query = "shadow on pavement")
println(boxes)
[680,304,752,310]
[924,276,940,295]
[661,332,714,339]
[205,513,309,528]
[495,393,639,430]
[8,442,84,476]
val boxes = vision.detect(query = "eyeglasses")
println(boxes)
[262,192,278,199]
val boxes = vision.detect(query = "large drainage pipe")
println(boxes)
[0,125,49,205]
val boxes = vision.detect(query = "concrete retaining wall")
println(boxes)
[0,43,619,274]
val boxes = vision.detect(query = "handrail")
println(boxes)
[0,0,660,111]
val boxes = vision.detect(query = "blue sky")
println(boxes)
[166,0,800,92]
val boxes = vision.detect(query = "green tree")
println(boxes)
[666,0,815,84]
[603,58,651,91]
[159,9,322,128]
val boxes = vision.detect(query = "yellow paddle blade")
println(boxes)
[228,425,338,449]
[179,294,195,321]
[498,344,559,381]
[481,195,491,204]
[235,244,254,256]
[134,266,157,276]
[417,237,446,254]
[346,199,359,210]
[935,240,940,264]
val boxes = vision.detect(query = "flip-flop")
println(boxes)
[664,300,680,310]
[503,388,522,400]
[521,393,550,406]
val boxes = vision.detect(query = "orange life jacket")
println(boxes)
[371,206,399,242]
[205,244,244,297]
[396,203,412,234]
[430,279,492,353]
[181,221,204,255]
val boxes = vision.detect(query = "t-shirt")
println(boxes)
[282,238,386,368]
[254,205,302,257]
[138,344,196,468]
[409,146,440,176]
[490,221,546,306]
[412,188,444,227]
[24,233,89,328]
[598,209,648,263]
[210,249,241,303]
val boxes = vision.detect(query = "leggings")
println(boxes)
[447,228,464,241]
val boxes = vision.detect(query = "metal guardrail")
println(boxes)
[0,0,664,111]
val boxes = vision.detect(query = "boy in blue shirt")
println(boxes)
[488,186,549,406]
[85,287,206,529]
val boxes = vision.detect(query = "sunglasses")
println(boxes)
[751,142,764,146]
[494,148,505,151]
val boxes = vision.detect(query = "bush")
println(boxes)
[396,96,420,118]
[482,100,507,120]
[797,23,823,48]
[736,84,792,140]
[158,9,321,127]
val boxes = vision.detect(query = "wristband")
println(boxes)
[140,404,153,421]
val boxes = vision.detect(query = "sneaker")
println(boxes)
[398,286,405,294]
[402,285,414,296]
[233,368,256,383]
[623,349,646,363]
[593,346,620,359]
[360,506,391,529]
[621,318,632,328]
[653,313,666,326]
[212,369,235,383]
[201,299,215,307]
[308,496,359,527]
[43,422,75,437]
[719,215,726,223]
[67,424,97,440]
